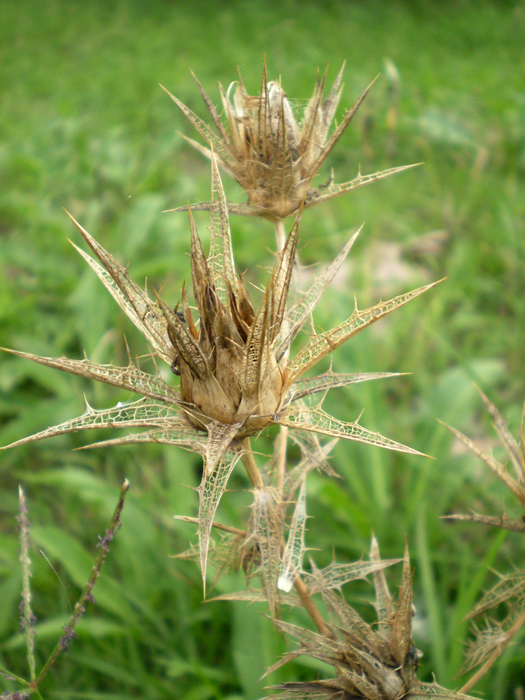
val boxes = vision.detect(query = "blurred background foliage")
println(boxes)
[0,0,524,698]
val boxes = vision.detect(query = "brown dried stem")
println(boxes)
[240,440,265,489]
[274,219,287,253]
[36,480,129,684]
[240,437,332,636]
[293,575,332,637]
[273,217,291,494]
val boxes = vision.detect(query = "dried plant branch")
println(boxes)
[444,392,525,691]
[443,512,525,533]
[459,607,525,694]
[2,158,434,590]
[2,61,465,700]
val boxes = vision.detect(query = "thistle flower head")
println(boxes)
[265,539,477,700]
[2,157,438,589]
[164,63,417,220]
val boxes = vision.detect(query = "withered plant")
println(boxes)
[163,63,417,225]
[1,62,507,698]
[442,390,525,694]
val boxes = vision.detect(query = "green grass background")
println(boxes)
[1,0,524,697]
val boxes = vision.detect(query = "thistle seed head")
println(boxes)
[164,203,295,436]
[165,63,417,220]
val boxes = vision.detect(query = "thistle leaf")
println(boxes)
[74,426,204,452]
[285,431,339,496]
[278,479,307,592]
[278,227,361,359]
[408,682,479,699]
[466,571,525,620]
[307,557,402,594]
[208,588,300,605]
[288,279,443,381]
[160,84,232,165]
[288,370,404,403]
[190,71,232,146]
[2,397,182,450]
[66,213,175,366]
[203,420,243,477]
[208,153,238,305]
[370,534,394,633]
[476,386,525,484]
[0,348,181,405]
[277,404,427,457]
[270,219,299,344]
[390,541,413,667]
[198,437,243,595]
[303,163,422,209]
[309,76,378,176]
[440,421,525,505]
[245,486,283,617]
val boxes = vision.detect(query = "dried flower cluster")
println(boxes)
[164,63,416,220]
[265,539,475,700]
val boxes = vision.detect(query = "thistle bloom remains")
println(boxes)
[2,159,438,582]
[165,63,417,220]
[265,538,476,700]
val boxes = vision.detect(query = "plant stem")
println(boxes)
[36,480,129,684]
[273,217,291,493]
[240,441,265,489]
[274,218,286,253]
[275,425,288,493]
[459,607,525,694]
[293,575,332,636]
[240,437,331,637]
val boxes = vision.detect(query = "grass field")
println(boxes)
[1,1,524,698]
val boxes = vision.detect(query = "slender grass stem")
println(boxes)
[36,480,129,684]
[17,487,36,684]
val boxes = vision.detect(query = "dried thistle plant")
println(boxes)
[442,390,525,693]
[1,154,438,593]
[263,538,477,700]
[2,61,481,700]
[164,62,417,221]
[0,483,128,699]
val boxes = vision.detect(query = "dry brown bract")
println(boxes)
[1,158,438,584]
[164,63,417,220]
